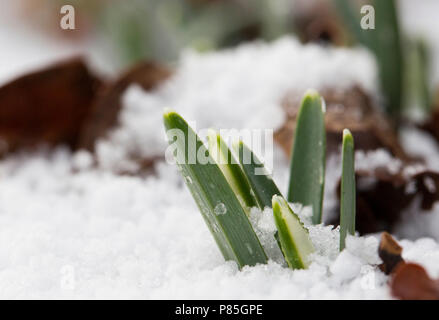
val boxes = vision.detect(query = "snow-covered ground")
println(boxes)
[0,145,438,299]
[0,37,439,299]
[1,1,439,299]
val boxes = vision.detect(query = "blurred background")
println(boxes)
[1,0,439,117]
[0,1,435,68]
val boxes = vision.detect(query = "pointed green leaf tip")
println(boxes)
[272,195,315,269]
[340,129,356,251]
[207,130,257,213]
[163,111,267,268]
[287,90,326,224]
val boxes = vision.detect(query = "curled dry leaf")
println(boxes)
[391,263,439,300]
[275,86,409,161]
[332,166,439,234]
[78,62,172,152]
[378,232,404,275]
[377,233,439,300]
[0,58,102,156]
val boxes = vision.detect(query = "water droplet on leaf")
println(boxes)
[214,203,227,215]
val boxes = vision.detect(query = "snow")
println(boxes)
[0,34,439,298]
[392,126,439,241]
[95,37,378,172]
[0,144,438,299]
[399,0,439,87]
[0,1,118,86]
[0,150,391,299]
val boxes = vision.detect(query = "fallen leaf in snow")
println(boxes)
[0,57,101,155]
[391,263,439,300]
[78,61,171,152]
[378,232,404,275]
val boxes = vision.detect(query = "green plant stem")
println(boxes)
[340,129,356,251]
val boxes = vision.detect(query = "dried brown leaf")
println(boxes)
[78,62,171,152]
[378,232,404,275]
[0,57,102,155]
[391,263,439,300]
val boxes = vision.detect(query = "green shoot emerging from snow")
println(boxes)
[340,129,356,251]
[272,195,315,269]
[163,89,356,271]
[163,110,267,268]
[287,89,326,225]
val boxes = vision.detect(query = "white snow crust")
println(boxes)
[0,37,439,299]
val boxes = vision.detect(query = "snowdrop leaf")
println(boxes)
[272,195,314,269]
[233,140,282,209]
[372,0,403,120]
[207,130,257,214]
[340,129,356,251]
[287,90,326,224]
[409,38,432,114]
[334,0,403,120]
[163,110,267,268]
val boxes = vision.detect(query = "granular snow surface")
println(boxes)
[1,38,439,299]
[0,149,386,299]
[2,148,439,299]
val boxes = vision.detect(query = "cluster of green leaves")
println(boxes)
[163,90,357,270]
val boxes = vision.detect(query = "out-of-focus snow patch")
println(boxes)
[0,1,118,85]
[400,0,439,86]
[400,126,439,170]
[96,37,378,172]
[355,149,402,174]
[0,2,80,85]
[395,199,439,241]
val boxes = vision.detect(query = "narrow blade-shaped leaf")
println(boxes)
[340,129,356,251]
[334,0,403,120]
[207,130,257,213]
[333,0,373,47]
[287,90,326,224]
[272,195,315,269]
[407,38,432,114]
[233,140,282,209]
[233,139,286,260]
[372,0,403,120]
[163,110,267,268]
